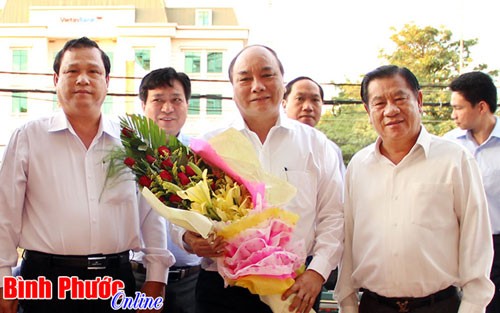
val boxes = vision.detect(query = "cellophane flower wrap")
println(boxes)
[108,114,307,312]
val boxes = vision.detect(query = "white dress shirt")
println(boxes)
[0,111,174,286]
[172,112,344,280]
[336,126,494,313]
[444,116,500,234]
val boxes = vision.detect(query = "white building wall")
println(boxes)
[0,5,249,161]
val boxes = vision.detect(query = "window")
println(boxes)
[12,92,27,113]
[102,95,113,114]
[189,94,200,115]
[195,9,212,26]
[12,49,28,71]
[135,49,150,71]
[207,95,222,115]
[207,52,223,73]
[106,51,114,74]
[12,49,28,113]
[184,52,201,73]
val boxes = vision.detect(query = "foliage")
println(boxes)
[323,23,496,165]
[379,23,498,104]
[317,105,377,165]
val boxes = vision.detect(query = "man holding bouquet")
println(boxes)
[135,67,202,313]
[176,45,344,313]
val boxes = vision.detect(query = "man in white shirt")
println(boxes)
[336,65,494,313]
[176,45,344,313]
[282,75,346,179]
[444,71,500,313]
[134,67,202,313]
[282,76,345,307]
[0,37,173,313]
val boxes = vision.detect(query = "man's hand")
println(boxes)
[0,288,18,313]
[282,269,324,313]
[138,281,165,313]
[183,231,226,258]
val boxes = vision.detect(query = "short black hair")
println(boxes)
[139,67,191,102]
[360,65,420,106]
[228,44,284,83]
[53,37,111,76]
[284,76,324,101]
[449,71,497,113]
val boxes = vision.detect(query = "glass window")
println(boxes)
[195,9,212,26]
[12,49,28,71]
[207,52,223,73]
[135,49,150,71]
[106,51,114,74]
[189,94,200,115]
[12,92,27,113]
[184,52,201,73]
[102,95,113,114]
[207,95,222,115]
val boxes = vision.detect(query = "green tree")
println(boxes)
[321,23,496,164]
[380,23,497,103]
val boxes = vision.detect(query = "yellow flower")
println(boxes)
[211,175,251,222]
[176,169,220,220]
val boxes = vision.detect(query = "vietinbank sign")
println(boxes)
[29,6,136,27]
[3,276,164,310]
[59,16,104,23]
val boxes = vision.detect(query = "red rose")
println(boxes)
[161,158,173,168]
[169,194,183,203]
[121,127,133,138]
[159,170,173,182]
[123,157,135,167]
[145,154,156,164]
[158,146,170,156]
[138,176,152,188]
[178,172,190,185]
[185,165,196,177]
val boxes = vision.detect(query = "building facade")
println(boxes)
[0,0,249,157]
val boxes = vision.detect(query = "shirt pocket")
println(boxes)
[410,183,455,230]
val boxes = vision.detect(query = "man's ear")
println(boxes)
[282,99,287,109]
[478,100,490,114]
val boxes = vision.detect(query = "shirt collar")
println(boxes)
[48,111,119,140]
[490,116,500,139]
[230,111,295,132]
[370,125,431,161]
[449,116,500,141]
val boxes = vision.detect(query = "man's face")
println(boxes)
[366,74,423,143]
[283,79,322,127]
[450,91,482,131]
[142,80,188,136]
[54,47,109,120]
[230,46,285,121]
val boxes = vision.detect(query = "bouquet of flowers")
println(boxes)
[108,114,310,312]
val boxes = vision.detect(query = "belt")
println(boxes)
[131,262,201,282]
[23,250,130,270]
[169,265,201,282]
[363,286,458,313]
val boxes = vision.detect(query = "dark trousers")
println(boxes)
[359,289,460,313]
[195,269,273,313]
[487,235,500,313]
[133,264,198,313]
[19,254,136,313]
